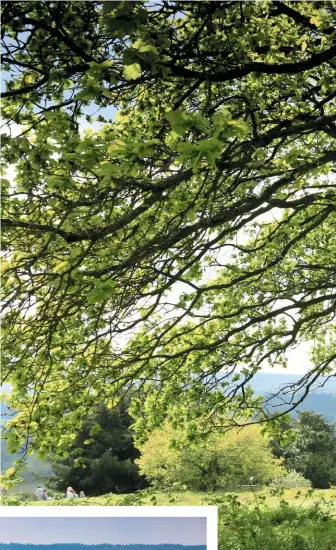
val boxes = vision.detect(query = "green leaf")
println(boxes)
[133,39,159,60]
[133,139,159,158]
[0,178,10,191]
[123,63,141,81]
[176,137,222,168]
[108,140,127,155]
[53,261,70,274]
[89,423,102,436]
[309,16,321,27]
[87,279,117,304]
[70,247,82,259]
[166,110,192,136]
[187,208,196,223]
[213,109,231,128]
[227,119,249,137]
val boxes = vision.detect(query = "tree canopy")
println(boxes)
[1,1,336,471]
[137,422,283,490]
[271,411,336,488]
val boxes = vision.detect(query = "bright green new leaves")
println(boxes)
[87,279,117,304]
[137,422,284,490]
[53,261,71,274]
[108,138,160,159]
[166,110,193,136]
[123,63,142,81]
[213,111,250,138]
[133,39,159,61]
[166,110,210,137]
[103,1,147,37]
[166,109,249,167]
[122,36,159,80]
[176,138,223,169]
[1,1,336,478]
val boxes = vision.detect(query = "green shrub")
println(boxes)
[205,490,336,550]
[0,493,24,506]
[270,470,312,489]
[137,423,283,490]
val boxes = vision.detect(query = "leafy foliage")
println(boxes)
[137,423,283,490]
[269,470,312,490]
[1,1,336,466]
[271,411,336,489]
[207,491,336,550]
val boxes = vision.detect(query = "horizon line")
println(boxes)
[0,545,206,547]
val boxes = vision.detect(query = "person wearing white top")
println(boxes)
[35,487,44,500]
[66,486,75,498]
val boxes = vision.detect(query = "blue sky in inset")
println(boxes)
[0,517,206,545]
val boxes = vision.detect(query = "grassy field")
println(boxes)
[26,487,336,508]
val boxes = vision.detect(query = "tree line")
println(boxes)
[43,402,336,495]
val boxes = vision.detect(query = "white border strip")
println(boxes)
[0,506,218,550]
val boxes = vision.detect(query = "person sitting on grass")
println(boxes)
[35,486,44,500]
[66,486,75,498]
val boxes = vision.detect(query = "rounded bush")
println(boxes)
[269,470,312,489]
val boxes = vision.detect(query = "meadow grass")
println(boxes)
[27,487,336,509]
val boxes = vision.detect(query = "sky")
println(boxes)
[0,517,206,546]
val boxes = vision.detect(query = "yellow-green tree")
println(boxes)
[137,423,283,490]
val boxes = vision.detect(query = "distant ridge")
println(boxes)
[248,372,336,422]
[0,545,206,550]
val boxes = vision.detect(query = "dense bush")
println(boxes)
[115,489,336,550]
[271,412,336,489]
[270,471,312,490]
[137,423,283,490]
[206,491,336,550]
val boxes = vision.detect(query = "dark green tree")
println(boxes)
[272,411,336,489]
[46,401,147,495]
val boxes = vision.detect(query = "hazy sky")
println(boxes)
[0,517,206,546]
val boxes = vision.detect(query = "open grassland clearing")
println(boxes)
[25,487,336,509]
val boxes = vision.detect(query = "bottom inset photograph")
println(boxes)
[0,507,217,550]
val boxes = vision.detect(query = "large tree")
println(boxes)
[1,1,336,472]
[45,402,147,496]
[271,411,336,488]
[137,422,283,491]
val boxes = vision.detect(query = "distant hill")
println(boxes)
[248,372,336,422]
[249,372,336,395]
[0,545,207,550]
